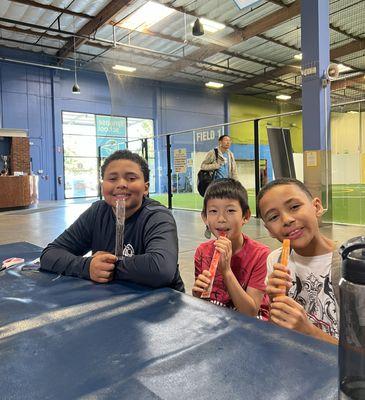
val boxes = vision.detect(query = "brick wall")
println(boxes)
[10,137,30,174]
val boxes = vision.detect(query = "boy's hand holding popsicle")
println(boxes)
[269,240,317,337]
[266,239,292,301]
[192,232,228,299]
[90,251,117,283]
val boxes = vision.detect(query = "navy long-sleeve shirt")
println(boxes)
[40,198,184,292]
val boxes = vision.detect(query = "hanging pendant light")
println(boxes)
[192,18,204,36]
[72,81,80,94]
[72,34,80,94]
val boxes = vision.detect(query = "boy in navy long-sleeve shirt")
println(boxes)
[41,150,184,292]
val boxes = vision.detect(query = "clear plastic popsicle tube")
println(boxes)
[201,232,226,299]
[115,198,126,260]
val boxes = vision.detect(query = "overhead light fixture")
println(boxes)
[205,81,224,89]
[72,82,80,94]
[191,17,225,34]
[232,0,261,10]
[337,63,353,73]
[294,53,302,61]
[276,94,291,100]
[72,35,80,94]
[112,65,136,73]
[192,18,204,36]
[118,1,175,31]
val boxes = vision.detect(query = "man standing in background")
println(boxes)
[200,135,238,181]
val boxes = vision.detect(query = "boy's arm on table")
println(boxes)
[40,208,94,279]
[115,211,179,288]
[270,296,338,345]
[222,270,264,317]
[216,237,267,317]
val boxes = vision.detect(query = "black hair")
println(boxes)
[218,134,231,142]
[101,150,149,181]
[256,178,313,218]
[202,178,249,215]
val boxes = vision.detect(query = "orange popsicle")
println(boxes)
[275,238,290,297]
[201,232,226,299]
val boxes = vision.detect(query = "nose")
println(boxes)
[217,212,227,223]
[282,211,295,226]
[116,177,128,188]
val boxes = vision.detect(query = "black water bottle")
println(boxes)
[339,236,365,399]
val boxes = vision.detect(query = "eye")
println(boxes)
[128,176,137,181]
[291,204,301,211]
[267,214,278,222]
[227,208,237,213]
[208,209,217,214]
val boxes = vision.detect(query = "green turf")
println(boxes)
[151,184,365,225]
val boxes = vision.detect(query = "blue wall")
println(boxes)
[0,48,227,200]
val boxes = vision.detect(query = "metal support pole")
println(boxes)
[254,119,260,218]
[97,146,102,200]
[166,135,173,209]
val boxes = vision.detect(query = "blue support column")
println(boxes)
[301,0,332,220]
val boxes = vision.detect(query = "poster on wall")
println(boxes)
[174,148,187,173]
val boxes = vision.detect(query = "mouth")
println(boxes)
[215,228,230,236]
[113,193,130,201]
[285,228,303,240]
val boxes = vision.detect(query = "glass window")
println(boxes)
[62,112,154,199]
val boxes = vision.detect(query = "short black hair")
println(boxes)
[218,134,231,142]
[101,150,149,181]
[202,178,249,215]
[256,178,313,218]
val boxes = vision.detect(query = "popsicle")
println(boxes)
[115,198,126,260]
[275,238,290,297]
[201,232,226,299]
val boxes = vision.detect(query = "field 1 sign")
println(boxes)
[195,127,222,143]
[174,148,187,173]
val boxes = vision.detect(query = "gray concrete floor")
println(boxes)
[1,199,364,293]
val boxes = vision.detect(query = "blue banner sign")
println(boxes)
[96,115,126,137]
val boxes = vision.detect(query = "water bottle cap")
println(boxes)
[340,236,365,284]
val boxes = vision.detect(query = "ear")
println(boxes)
[143,181,150,197]
[312,197,324,217]
[242,209,251,224]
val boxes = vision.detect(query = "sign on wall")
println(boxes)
[174,148,187,173]
[195,127,223,143]
[96,115,126,137]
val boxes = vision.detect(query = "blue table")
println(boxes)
[0,242,338,399]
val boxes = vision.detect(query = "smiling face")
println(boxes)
[258,183,324,255]
[102,159,149,218]
[202,198,249,241]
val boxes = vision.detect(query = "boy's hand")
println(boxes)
[192,270,211,298]
[90,251,117,283]
[266,263,292,301]
[215,236,232,275]
[270,296,314,336]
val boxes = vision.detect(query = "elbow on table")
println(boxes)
[147,255,177,288]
